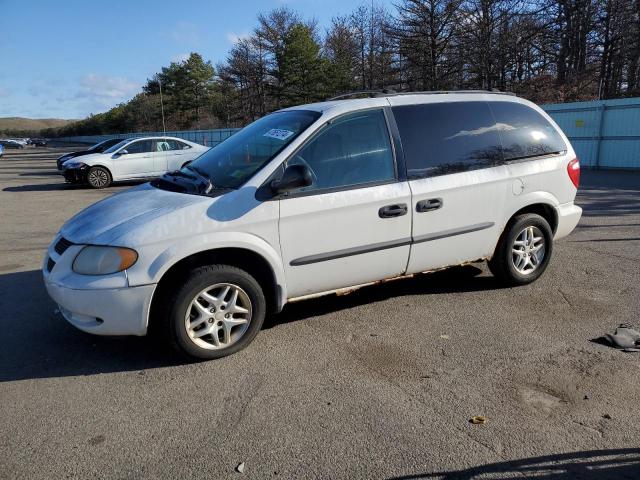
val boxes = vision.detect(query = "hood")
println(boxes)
[62,149,95,159]
[66,152,105,165]
[61,183,209,245]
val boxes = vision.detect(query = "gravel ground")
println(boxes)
[1,148,639,479]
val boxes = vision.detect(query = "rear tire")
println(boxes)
[488,213,553,286]
[87,166,112,188]
[159,265,266,360]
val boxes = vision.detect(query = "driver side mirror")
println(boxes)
[118,149,129,155]
[270,164,313,194]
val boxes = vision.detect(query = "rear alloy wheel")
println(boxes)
[488,213,553,286]
[87,166,112,188]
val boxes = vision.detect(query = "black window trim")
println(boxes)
[261,106,402,200]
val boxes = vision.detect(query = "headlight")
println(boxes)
[65,161,86,169]
[72,246,138,275]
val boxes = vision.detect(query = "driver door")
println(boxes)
[278,108,412,298]
[114,139,155,178]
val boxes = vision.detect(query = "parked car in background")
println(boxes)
[0,139,26,149]
[44,91,582,360]
[0,143,3,157]
[56,138,125,170]
[62,136,208,188]
[29,137,48,146]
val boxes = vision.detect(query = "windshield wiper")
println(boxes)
[186,165,215,194]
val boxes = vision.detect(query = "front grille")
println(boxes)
[54,237,74,255]
[47,257,56,272]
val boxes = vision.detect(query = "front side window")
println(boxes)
[288,109,395,192]
[125,140,153,154]
[393,101,504,179]
[488,101,566,161]
[188,110,320,189]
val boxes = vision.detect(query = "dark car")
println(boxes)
[29,138,48,147]
[56,138,125,170]
[0,139,25,149]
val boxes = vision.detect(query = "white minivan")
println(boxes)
[44,92,582,359]
[62,136,209,188]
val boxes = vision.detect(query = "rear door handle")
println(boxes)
[416,198,442,213]
[379,203,408,218]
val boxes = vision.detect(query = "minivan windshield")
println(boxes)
[185,110,320,189]
[103,139,132,154]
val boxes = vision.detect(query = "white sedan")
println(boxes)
[62,136,209,188]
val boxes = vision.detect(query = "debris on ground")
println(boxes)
[440,334,450,340]
[595,324,640,352]
[236,462,245,473]
[470,416,487,425]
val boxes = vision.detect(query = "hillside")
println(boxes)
[0,117,77,133]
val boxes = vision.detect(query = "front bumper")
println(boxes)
[63,166,88,183]
[554,202,582,240]
[43,237,156,336]
[44,278,155,336]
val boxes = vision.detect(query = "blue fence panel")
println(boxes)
[58,128,241,149]
[542,97,640,169]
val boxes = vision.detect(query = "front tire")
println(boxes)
[160,265,266,360]
[87,166,112,188]
[488,213,553,286]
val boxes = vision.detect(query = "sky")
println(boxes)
[0,0,375,119]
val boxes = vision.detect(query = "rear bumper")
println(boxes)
[555,202,582,240]
[44,277,155,336]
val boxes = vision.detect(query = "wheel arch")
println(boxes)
[509,202,558,234]
[147,246,284,333]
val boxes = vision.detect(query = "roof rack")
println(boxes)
[327,89,515,101]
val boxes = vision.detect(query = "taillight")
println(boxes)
[567,158,580,188]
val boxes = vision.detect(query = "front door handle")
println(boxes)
[416,198,442,213]
[379,203,408,218]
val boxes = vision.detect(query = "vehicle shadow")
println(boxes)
[387,448,640,479]
[3,182,82,192]
[0,265,495,382]
[266,265,497,328]
[0,270,186,383]
[578,170,640,218]
[3,180,145,192]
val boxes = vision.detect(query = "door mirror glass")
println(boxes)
[271,164,313,194]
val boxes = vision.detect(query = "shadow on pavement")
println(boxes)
[267,265,496,328]
[388,448,640,480]
[0,265,494,382]
[578,170,640,218]
[3,182,81,192]
[0,270,184,382]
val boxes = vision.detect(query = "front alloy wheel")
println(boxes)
[158,264,266,360]
[185,283,252,350]
[87,166,111,188]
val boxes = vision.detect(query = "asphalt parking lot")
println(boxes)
[1,147,639,479]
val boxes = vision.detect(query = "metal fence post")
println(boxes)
[595,103,606,170]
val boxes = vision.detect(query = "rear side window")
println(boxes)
[288,109,395,192]
[392,102,503,179]
[488,102,566,160]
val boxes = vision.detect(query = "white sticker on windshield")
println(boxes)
[263,128,294,141]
